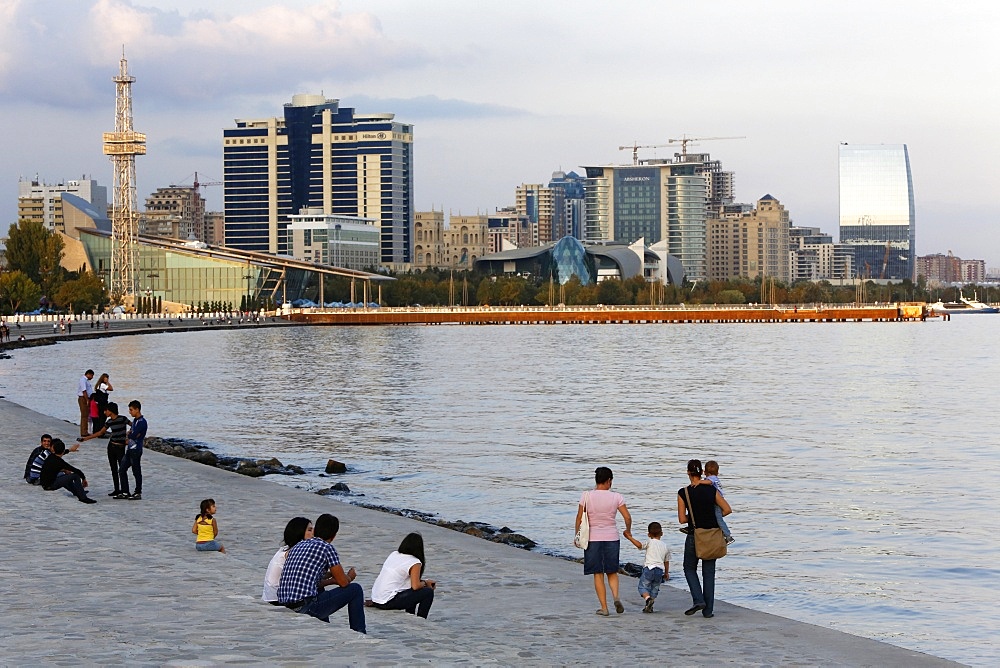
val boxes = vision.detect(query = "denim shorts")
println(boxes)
[583,540,620,575]
[195,540,222,552]
[638,566,664,598]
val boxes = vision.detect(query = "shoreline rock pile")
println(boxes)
[144,437,305,477]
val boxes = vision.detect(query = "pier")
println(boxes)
[285,303,930,326]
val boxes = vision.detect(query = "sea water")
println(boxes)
[2,317,997,665]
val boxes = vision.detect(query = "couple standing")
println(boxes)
[574,462,732,618]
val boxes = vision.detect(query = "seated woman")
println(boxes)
[370,532,436,618]
[262,517,313,604]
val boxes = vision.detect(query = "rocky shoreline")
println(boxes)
[144,436,543,552]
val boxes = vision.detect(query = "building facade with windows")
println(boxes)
[838,144,915,280]
[286,209,380,271]
[707,195,791,283]
[583,157,709,281]
[17,177,108,234]
[413,210,445,270]
[140,186,205,241]
[223,94,413,266]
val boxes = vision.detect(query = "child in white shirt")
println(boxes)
[627,522,671,613]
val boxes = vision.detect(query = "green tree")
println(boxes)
[0,270,42,315]
[716,289,746,304]
[597,279,630,305]
[53,271,107,313]
[5,220,65,297]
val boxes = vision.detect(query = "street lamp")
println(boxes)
[243,261,253,314]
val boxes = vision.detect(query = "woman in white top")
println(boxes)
[261,517,313,603]
[370,532,436,618]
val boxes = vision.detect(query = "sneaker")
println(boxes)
[679,527,691,534]
[112,492,130,499]
[80,497,97,504]
[128,492,142,500]
[643,598,655,613]
[108,490,122,496]
[725,536,735,545]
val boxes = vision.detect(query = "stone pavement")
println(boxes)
[0,398,958,666]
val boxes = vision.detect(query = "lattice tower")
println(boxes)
[102,52,146,303]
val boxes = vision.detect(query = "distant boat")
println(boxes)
[929,296,999,314]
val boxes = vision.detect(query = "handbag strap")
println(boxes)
[683,487,698,529]
[582,490,589,515]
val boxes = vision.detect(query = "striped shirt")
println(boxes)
[29,450,51,481]
[105,415,129,446]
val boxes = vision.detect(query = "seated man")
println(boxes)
[39,439,96,504]
[24,434,52,484]
[277,513,366,633]
[25,434,78,484]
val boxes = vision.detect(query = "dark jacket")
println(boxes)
[40,456,86,490]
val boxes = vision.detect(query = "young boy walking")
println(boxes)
[627,522,671,613]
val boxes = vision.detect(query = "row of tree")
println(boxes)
[0,220,109,316]
[308,268,978,308]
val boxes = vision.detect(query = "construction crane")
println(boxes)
[170,171,222,197]
[880,240,892,279]
[619,136,746,164]
[618,142,674,166]
[666,135,746,157]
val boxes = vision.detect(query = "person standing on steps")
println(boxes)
[575,466,635,616]
[76,369,94,437]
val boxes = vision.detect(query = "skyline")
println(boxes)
[2,0,999,267]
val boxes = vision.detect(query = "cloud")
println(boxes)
[344,94,530,121]
[0,1,428,109]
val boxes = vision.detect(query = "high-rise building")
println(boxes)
[583,154,710,281]
[223,94,413,265]
[707,195,791,283]
[838,144,915,280]
[487,208,533,252]
[917,252,986,284]
[17,177,108,233]
[141,186,205,240]
[515,184,561,245]
[547,170,586,240]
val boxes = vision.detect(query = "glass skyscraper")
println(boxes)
[223,94,413,265]
[838,144,915,280]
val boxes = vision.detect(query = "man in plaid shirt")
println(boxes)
[277,513,366,633]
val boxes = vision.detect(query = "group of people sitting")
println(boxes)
[23,433,96,503]
[258,514,437,634]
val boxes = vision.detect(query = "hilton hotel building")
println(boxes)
[223,94,413,266]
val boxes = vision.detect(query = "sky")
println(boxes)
[2,0,999,267]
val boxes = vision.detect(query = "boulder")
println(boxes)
[325,459,347,474]
[236,461,265,477]
[256,457,283,468]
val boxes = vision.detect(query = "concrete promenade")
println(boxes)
[0,398,958,666]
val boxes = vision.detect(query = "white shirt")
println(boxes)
[641,538,671,569]
[371,551,422,604]
[261,547,288,602]
[77,375,92,398]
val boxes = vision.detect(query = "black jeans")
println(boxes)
[107,442,126,491]
[119,448,142,494]
[47,472,88,501]
[378,587,434,618]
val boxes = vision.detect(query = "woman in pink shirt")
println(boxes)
[575,466,635,616]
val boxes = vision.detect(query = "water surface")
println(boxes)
[2,317,997,665]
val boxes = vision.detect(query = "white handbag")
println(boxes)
[574,491,590,549]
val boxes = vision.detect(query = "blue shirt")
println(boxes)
[128,416,147,451]
[276,538,341,603]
